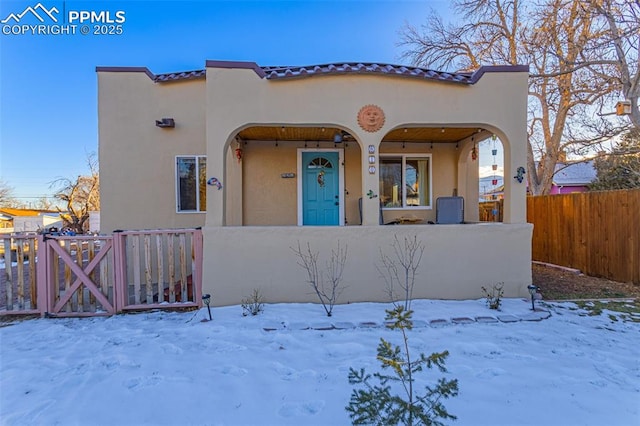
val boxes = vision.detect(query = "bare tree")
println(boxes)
[377,235,425,311]
[0,180,15,207]
[589,0,640,128]
[291,241,347,317]
[32,197,57,211]
[399,0,637,194]
[52,154,100,234]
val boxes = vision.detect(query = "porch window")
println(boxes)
[176,156,206,212]
[380,155,431,209]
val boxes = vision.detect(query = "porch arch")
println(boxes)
[221,124,364,226]
[378,125,514,224]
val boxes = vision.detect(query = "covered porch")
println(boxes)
[224,125,503,226]
[201,61,531,304]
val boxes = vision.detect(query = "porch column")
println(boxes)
[457,143,480,222]
[205,138,226,227]
[359,134,382,225]
[502,133,528,224]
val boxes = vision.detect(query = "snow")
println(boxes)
[1,298,638,426]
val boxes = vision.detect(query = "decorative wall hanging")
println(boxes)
[317,170,325,187]
[357,105,385,132]
[235,147,243,162]
[491,136,498,191]
[207,177,222,190]
[367,190,378,199]
[514,166,526,183]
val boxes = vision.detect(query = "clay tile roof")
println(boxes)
[154,69,206,83]
[258,62,480,84]
[98,62,527,84]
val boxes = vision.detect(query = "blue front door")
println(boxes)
[302,152,339,226]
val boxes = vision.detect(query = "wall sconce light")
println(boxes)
[155,118,175,128]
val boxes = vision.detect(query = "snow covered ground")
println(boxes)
[1,298,638,426]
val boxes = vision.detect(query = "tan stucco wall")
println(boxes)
[98,73,206,232]
[205,67,529,228]
[99,63,530,304]
[202,223,533,306]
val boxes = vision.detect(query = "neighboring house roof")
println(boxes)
[553,161,596,186]
[0,208,58,217]
[97,61,529,86]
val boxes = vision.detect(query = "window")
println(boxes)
[176,156,206,212]
[379,155,431,209]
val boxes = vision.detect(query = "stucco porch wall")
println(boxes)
[202,223,533,306]
[206,65,529,227]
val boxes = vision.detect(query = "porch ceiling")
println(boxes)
[237,126,481,143]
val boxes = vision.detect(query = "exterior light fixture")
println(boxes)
[155,118,175,128]
[527,285,538,311]
[202,293,212,320]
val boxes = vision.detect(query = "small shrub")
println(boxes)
[346,306,458,425]
[377,235,425,311]
[291,241,347,317]
[481,282,504,310]
[241,288,265,316]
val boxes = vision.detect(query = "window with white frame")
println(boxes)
[176,156,206,212]
[379,155,431,209]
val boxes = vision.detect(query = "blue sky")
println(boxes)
[1,0,501,204]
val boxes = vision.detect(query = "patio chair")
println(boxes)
[436,196,464,224]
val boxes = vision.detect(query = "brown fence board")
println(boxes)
[528,189,640,284]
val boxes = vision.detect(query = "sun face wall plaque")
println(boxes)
[357,105,385,133]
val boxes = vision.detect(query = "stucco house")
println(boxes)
[97,60,533,305]
[0,208,62,234]
[549,161,596,194]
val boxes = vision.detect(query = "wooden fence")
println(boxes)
[479,200,504,222]
[1,228,203,317]
[527,189,640,284]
